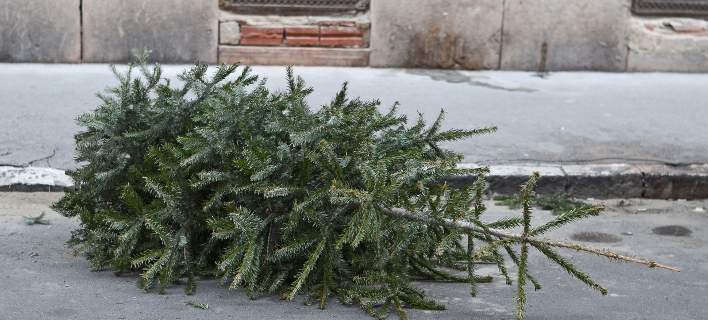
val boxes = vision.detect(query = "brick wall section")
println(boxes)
[219,19,370,66]
[220,20,367,49]
[319,25,364,47]
[285,26,320,46]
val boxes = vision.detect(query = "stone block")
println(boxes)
[219,46,369,66]
[83,0,217,63]
[500,0,630,71]
[370,0,503,69]
[0,0,80,62]
[220,21,241,45]
[627,17,708,72]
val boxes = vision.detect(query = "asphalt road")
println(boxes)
[2,64,708,170]
[1,193,706,320]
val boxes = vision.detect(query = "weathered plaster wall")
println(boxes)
[83,0,218,63]
[628,17,708,72]
[0,0,81,62]
[370,0,632,71]
[370,0,504,69]
[501,0,631,71]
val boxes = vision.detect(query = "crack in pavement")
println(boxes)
[26,149,57,168]
[0,149,61,168]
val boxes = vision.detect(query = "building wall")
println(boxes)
[217,11,371,66]
[0,0,217,64]
[82,0,218,63]
[0,0,81,62]
[370,0,503,69]
[500,0,630,71]
[369,0,708,72]
[1,0,708,72]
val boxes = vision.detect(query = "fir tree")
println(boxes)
[53,57,678,319]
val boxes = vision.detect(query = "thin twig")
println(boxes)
[382,207,680,272]
[531,238,681,272]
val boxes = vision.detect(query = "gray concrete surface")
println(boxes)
[82,0,217,63]
[500,0,630,71]
[0,0,81,62]
[370,0,503,69]
[2,64,708,171]
[1,193,706,319]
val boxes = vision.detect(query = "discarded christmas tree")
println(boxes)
[54,58,677,320]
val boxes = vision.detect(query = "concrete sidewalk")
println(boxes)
[3,64,708,198]
[1,193,706,320]
[2,64,708,170]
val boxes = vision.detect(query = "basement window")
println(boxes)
[632,0,708,17]
[221,0,370,14]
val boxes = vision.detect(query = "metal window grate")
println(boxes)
[224,0,370,11]
[632,0,708,16]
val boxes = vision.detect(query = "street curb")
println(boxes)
[0,166,73,192]
[3,163,708,199]
[449,163,708,199]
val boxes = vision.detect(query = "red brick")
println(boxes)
[285,26,320,37]
[286,36,319,46]
[240,26,283,46]
[321,26,362,37]
[319,36,364,48]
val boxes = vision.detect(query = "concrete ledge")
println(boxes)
[0,166,73,192]
[452,163,708,199]
[6,163,708,199]
[0,184,72,192]
[219,46,370,66]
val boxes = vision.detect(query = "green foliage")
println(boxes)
[24,212,50,225]
[54,60,656,319]
[185,300,209,310]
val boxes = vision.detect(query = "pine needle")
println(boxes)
[24,212,50,225]
[185,300,209,310]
